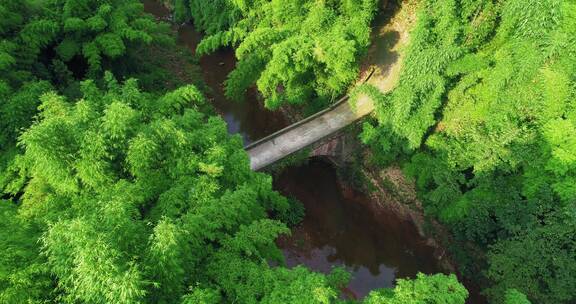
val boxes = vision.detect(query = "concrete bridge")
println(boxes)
[245,90,374,171]
[244,0,412,170]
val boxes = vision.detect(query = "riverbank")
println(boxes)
[320,1,487,302]
[143,0,290,145]
[143,0,480,301]
[270,0,467,299]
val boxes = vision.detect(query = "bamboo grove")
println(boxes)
[1,0,575,303]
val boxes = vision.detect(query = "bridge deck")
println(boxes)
[246,96,373,170]
[245,0,412,170]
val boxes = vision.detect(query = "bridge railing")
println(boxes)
[244,68,375,150]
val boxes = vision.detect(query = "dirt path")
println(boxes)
[363,1,417,88]
[357,0,418,99]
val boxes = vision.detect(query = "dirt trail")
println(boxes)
[357,0,418,99]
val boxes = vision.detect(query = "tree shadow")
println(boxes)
[360,0,403,86]
[370,31,401,79]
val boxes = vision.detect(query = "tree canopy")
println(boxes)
[8,0,561,302]
[0,77,352,303]
[0,0,170,85]
[363,273,468,304]
[0,0,180,193]
[178,0,377,110]
[357,0,576,302]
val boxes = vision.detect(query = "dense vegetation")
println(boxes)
[363,273,468,304]
[357,0,576,302]
[0,0,471,303]
[176,0,378,110]
[4,0,573,302]
[0,76,352,303]
[0,0,177,192]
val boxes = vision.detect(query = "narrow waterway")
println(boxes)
[143,0,446,300]
[274,160,442,299]
[143,0,288,145]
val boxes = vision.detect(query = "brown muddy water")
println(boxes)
[143,0,288,145]
[143,0,455,301]
[274,160,441,299]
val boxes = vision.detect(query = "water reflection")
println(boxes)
[144,1,446,300]
[143,0,289,145]
[275,160,441,299]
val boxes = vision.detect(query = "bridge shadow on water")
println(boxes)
[144,1,485,302]
[274,159,443,300]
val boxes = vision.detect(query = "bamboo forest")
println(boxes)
[1,0,575,303]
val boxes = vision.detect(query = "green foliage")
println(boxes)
[182,0,377,109]
[363,273,468,304]
[365,0,576,302]
[368,0,465,150]
[504,289,532,304]
[0,201,51,304]
[204,219,346,303]
[0,0,181,195]
[0,81,52,147]
[275,197,306,227]
[0,1,485,303]
[1,77,375,303]
[351,84,410,165]
[0,0,170,85]
[485,207,576,304]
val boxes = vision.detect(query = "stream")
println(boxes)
[144,0,446,300]
[274,161,441,299]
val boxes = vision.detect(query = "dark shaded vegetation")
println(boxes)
[0,0,177,191]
